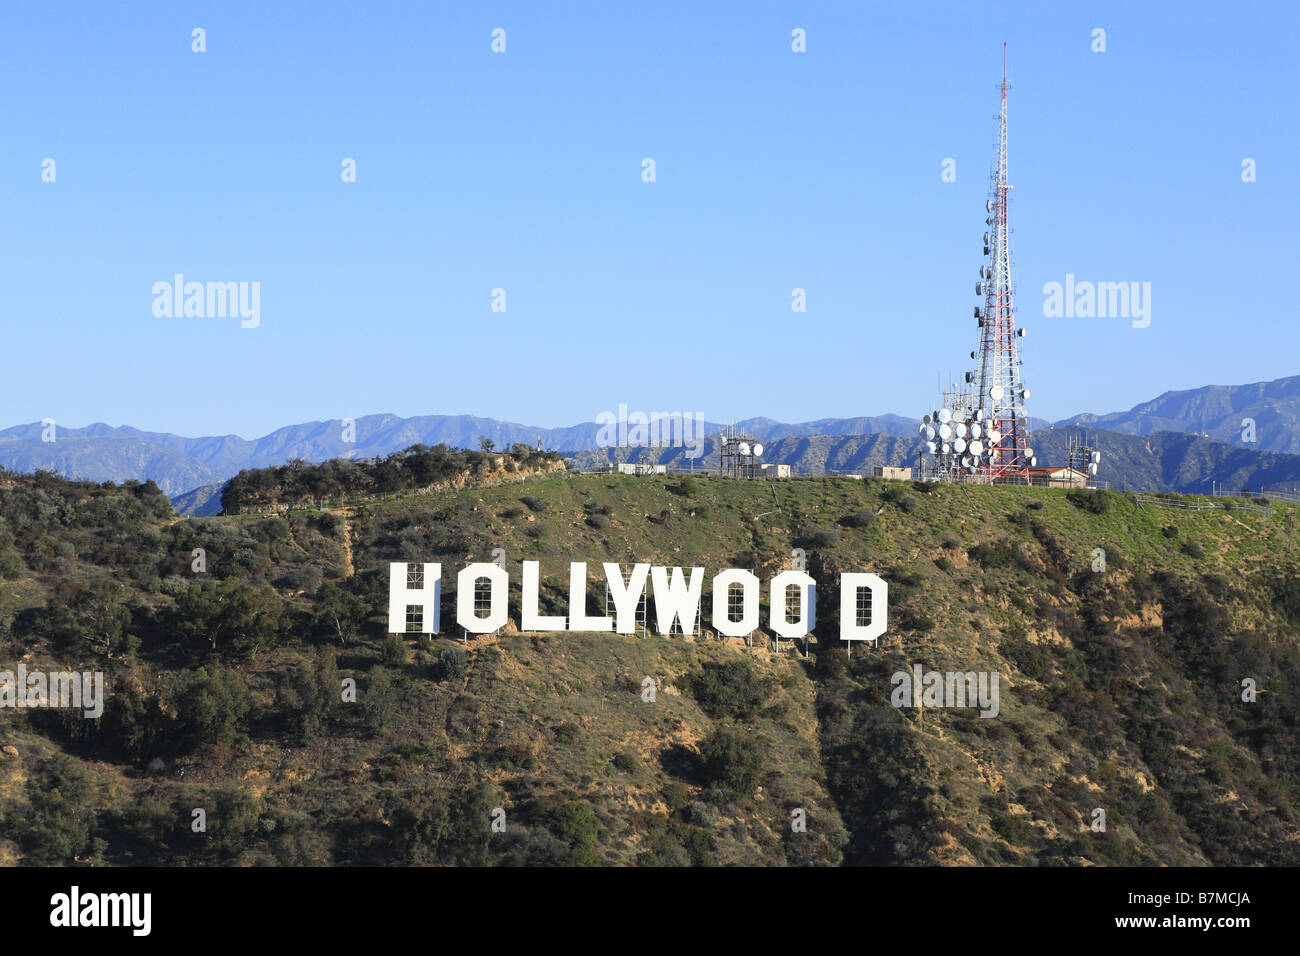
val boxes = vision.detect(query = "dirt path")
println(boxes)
[340,514,355,577]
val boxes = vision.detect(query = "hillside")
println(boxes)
[1,462,1298,866]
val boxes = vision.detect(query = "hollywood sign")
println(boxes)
[388,561,887,646]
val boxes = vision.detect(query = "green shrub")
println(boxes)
[898,607,936,633]
[968,541,1015,568]
[18,754,96,863]
[880,483,907,505]
[798,527,839,549]
[691,659,766,719]
[177,667,252,750]
[436,645,470,682]
[0,551,22,579]
[699,727,764,797]
[555,801,600,866]
[841,510,877,528]
[1066,489,1111,514]
[381,633,409,666]
[612,751,639,773]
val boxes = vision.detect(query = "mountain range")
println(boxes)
[3,374,1297,513]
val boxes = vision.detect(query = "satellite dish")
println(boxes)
[970,351,977,360]
[924,426,936,441]
[922,414,932,425]
[969,440,983,455]
[738,442,750,456]
[961,455,973,467]
[980,265,992,280]
[1021,388,1031,400]
[1024,447,1034,459]
[969,424,982,439]
[1088,463,1099,475]
[753,443,764,457]
[953,438,967,454]
[989,385,1005,400]
[941,443,951,454]
[1091,451,1101,463]
[986,199,994,213]
[938,408,953,423]
[938,424,952,440]
[988,429,1002,444]
[953,422,967,438]
[925,441,937,454]
[983,232,991,245]
[976,281,985,295]
[968,465,978,474]
[1017,327,1026,337]
[1029,456,1037,466]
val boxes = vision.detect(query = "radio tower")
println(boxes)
[977,43,1032,480]
[918,45,1035,483]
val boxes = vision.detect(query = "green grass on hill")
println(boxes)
[1,468,1297,865]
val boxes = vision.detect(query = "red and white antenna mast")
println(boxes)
[918,45,1035,483]
[974,43,1033,481]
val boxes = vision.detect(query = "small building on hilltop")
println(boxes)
[873,466,914,481]
[1027,466,1088,488]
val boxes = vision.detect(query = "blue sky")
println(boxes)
[2,1,1296,438]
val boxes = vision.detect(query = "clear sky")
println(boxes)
[2,1,1296,438]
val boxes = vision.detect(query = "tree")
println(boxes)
[20,754,96,863]
[168,578,284,659]
[360,665,401,729]
[478,437,495,452]
[555,801,600,866]
[177,667,252,750]
[70,579,132,657]
[315,581,368,644]
[277,648,341,742]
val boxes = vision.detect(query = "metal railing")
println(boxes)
[1135,492,1275,514]
[1213,487,1300,505]
[1133,494,1221,512]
